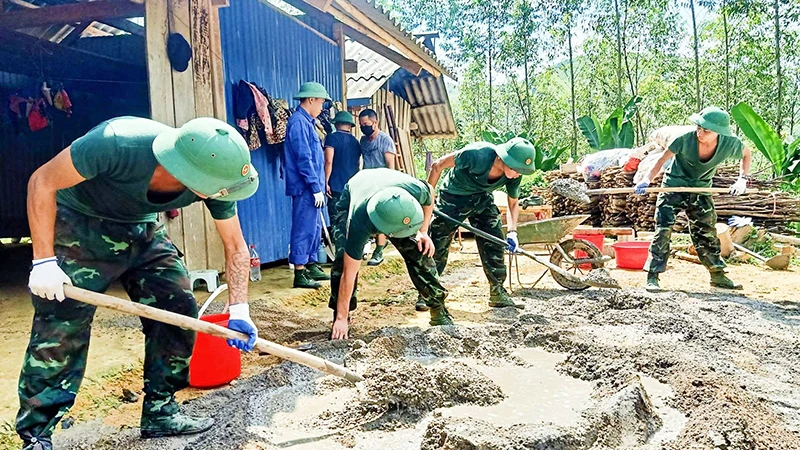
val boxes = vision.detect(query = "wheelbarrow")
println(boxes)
[433,210,619,290]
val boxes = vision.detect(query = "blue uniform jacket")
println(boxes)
[284,107,324,197]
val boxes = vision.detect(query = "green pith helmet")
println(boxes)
[495,137,536,175]
[152,117,259,202]
[333,111,356,126]
[689,106,733,136]
[293,82,331,101]
[366,187,423,238]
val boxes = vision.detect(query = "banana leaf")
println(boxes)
[619,122,635,149]
[540,145,568,171]
[730,102,785,176]
[622,96,642,121]
[577,115,604,150]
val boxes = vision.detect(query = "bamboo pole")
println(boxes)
[63,286,364,383]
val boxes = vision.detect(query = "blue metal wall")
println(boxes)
[219,0,342,263]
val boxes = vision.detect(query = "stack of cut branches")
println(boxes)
[599,167,635,227]
[541,171,601,226]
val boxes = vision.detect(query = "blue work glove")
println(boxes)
[634,178,651,195]
[506,231,519,253]
[227,303,258,352]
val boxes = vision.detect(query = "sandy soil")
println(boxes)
[0,239,799,449]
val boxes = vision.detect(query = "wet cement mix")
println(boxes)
[55,286,800,450]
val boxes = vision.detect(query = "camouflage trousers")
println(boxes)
[644,192,726,274]
[328,199,448,312]
[16,206,197,442]
[429,191,507,291]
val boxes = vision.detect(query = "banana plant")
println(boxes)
[479,126,568,172]
[730,102,800,180]
[577,96,642,150]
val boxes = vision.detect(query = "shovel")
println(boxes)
[731,243,791,270]
[550,178,760,204]
[320,211,335,261]
[432,210,621,289]
[63,286,364,383]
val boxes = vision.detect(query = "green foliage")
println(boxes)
[577,96,642,150]
[730,102,800,180]
[480,126,569,172]
[518,171,548,198]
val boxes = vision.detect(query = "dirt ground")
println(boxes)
[0,238,799,449]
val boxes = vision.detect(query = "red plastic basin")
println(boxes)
[573,234,605,269]
[612,241,651,270]
[189,313,242,388]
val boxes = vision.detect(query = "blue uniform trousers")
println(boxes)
[290,191,322,266]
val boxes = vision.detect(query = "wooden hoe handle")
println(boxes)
[64,286,364,383]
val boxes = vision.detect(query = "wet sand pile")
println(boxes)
[359,359,504,414]
[421,378,662,450]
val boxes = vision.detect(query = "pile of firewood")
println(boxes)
[599,167,635,227]
[626,173,689,232]
[541,171,602,226]
[542,166,799,232]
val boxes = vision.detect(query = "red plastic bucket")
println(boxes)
[612,241,651,270]
[573,233,605,270]
[189,314,242,388]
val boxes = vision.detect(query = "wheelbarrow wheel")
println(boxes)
[549,239,604,290]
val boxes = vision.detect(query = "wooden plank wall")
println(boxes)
[363,88,415,177]
[145,0,227,272]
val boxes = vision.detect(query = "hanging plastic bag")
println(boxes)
[579,148,633,181]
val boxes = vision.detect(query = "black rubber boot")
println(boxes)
[306,263,331,281]
[415,296,430,312]
[293,269,321,289]
[710,271,743,290]
[645,272,662,292]
[140,413,214,439]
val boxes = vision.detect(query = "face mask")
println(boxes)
[360,125,374,136]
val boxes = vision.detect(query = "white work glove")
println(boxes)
[506,231,519,253]
[729,177,748,196]
[28,257,72,301]
[227,303,258,352]
[634,177,651,195]
[313,191,325,208]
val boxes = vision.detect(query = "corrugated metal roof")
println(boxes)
[346,38,456,139]
[220,0,342,264]
[403,75,456,139]
[345,39,398,99]
[349,0,454,80]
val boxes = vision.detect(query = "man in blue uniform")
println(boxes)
[285,82,332,289]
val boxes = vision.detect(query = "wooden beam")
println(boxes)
[102,18,145,37]
[333,23,347,108]
[210,0,228,5]
[347,0,452,79]
[0,0,144,30]
[208,4,226,121]
[293,0,390,47]
[342,23,422,76]
[59,21,93,45]
[330,0,439,77]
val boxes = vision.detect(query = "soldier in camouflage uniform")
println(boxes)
[425,138,537,309]
[637,107,752,292]
[20,117,261,449]
[328,168,453,340]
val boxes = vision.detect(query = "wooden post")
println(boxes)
[333,22,347,110]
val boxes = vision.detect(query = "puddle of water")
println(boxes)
[638,374,687,444]
[440,348,594,427]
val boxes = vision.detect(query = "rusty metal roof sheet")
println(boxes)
[346,39,456,139]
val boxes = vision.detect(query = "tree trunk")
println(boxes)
[568,16,577,159]
[774,0,782,135]
[689,0,701,110]
[524,62,531,129]
[723,2,730,111]
[613,0,623,108]
[487,11,494,127]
